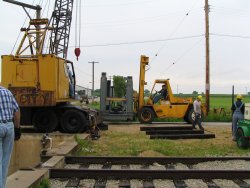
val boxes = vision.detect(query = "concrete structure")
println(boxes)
[6,133,89,188]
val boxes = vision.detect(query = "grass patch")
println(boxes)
[76,125,250,157]
[38,179,50,188]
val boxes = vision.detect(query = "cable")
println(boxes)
[75,0,78,48]
[211,33,250,39]
[79,0,82,48]
[159,38,203,76]
[82,11,199,28]
[83,0,163,8]
[68,34,204,48]
[151,0,200,62]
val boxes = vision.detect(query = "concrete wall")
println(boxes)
[9,133,76,175]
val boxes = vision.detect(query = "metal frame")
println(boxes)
[49,0,73,59]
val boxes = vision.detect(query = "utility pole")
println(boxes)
[88,61,99,103]
[205,0,210,115]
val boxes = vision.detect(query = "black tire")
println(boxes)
[186,108,204,124]
[236,128,249,149]
[60,109,87,133]
[138,107,155,124]
[32,109,58,133]
[186,108,195,124]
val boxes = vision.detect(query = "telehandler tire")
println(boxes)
[32,109,58,133]
[138,107,154,124]
[186,108,204,124]
[60,109,87,133]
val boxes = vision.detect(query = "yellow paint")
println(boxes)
[1,54,70,106]
[137,55,205,120]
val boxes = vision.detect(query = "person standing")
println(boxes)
[67,65,74,98]
[231,94,244,141]
[192,95,204,130]
[0,86,20,188]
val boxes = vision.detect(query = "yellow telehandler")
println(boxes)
[136,55,206,123]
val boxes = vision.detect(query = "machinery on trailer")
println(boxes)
[1,0,102,133]
[100,55,206,123]
[236,103,250,148]
[100,73,134,121]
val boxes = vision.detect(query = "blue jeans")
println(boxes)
[0,123,14,188]
[232,113,244,138]
[192,113,203,129]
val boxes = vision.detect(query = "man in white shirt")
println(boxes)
[192,95,204,130]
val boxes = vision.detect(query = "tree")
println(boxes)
[113,75,126,98]
[192,91,198,95]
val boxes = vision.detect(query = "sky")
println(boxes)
[1,0,250,94]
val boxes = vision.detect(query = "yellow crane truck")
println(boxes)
[1,0,102,133]
[136,55,206,123]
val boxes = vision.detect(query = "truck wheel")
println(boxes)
[186,108,204,124]
[60,109,87,133]
[138,107,154,124]
[236,128,249,149]
[32,110,58,133]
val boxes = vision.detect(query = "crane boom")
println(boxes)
[49,0,74,59]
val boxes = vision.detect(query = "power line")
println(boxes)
[68,34,204,48]
[151,0,200,62]
[82,0,164,8]
[159,38,203,76]
[211,33,250,39]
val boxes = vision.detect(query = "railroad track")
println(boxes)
[49,156,250,188]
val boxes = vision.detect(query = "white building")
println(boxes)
[75,85,92,97]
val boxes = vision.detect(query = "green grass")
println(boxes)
[38,179,50,188]
[75,128,250,157]
[209,95,250,109]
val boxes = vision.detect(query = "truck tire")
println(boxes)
[186,108,204,124]
[60,109,87,133]
[32,109,58,133]
[138,107,154,124]
[236,128,249,149]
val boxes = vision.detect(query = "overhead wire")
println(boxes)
[68,34,204,48]
[151,0,200,62]
[159,37,203,76]
[82,0,163,8]
[211,33,250,39]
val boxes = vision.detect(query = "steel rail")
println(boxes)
[64,156,250,165]
[50,169,250,180]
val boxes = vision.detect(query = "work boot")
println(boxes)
[199,127,204,131]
